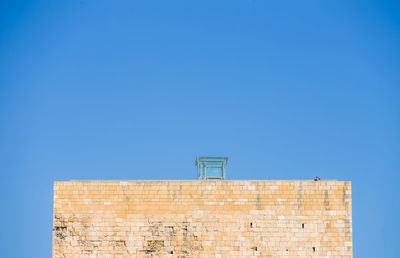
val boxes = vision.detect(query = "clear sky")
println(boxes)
[1,0,399,257]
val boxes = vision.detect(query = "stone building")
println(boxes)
[53,158,352,257]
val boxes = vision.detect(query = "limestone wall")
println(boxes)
[53,180,352,257]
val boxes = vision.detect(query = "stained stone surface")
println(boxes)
[53,180,352,257]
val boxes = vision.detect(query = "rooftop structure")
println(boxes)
[195,157,228,180]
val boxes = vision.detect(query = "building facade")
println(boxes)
[53,180,352,257]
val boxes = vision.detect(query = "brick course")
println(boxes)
[53,180,352,257]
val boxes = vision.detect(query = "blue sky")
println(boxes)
[1,0,399,257]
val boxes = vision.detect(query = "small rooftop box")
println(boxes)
[195,157,228,180]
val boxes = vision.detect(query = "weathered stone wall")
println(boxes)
[53,180,352,257]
